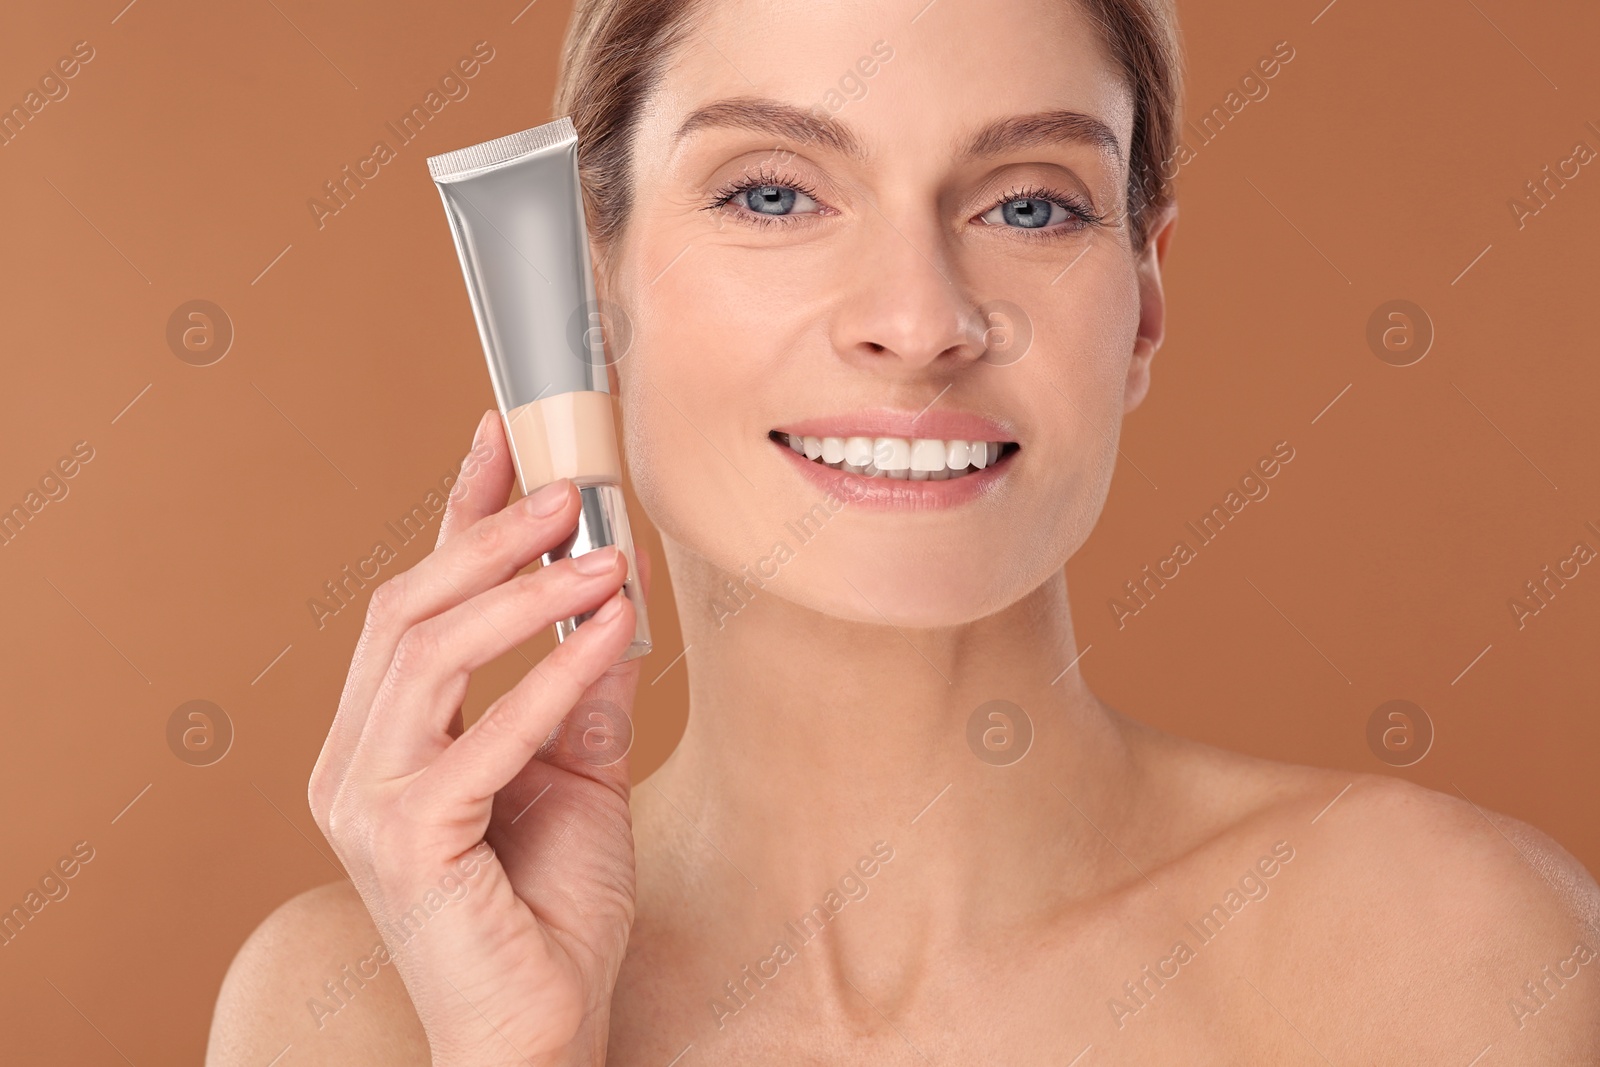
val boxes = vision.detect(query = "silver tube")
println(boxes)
[428,116,651,662]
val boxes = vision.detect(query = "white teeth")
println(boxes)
[781,432,1008,481]
[873,437,911,472]
[910,438,946,472]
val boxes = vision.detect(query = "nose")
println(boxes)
[828,204,989,374]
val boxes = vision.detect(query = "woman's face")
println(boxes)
[605,0,1172,629]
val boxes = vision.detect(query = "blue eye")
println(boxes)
[977,187,1102,235]
[985,195,1062,230]
[732,183,822,217]
[744,185,797,215]
[709,171,826,224]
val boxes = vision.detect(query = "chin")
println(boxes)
[735,526,1059,630]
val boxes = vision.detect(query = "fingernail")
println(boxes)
[471,409,493,447]
[572,545,619,575]
[592,591,625,623]
[523,479,569,517]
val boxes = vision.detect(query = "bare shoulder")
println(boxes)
[1290,773,1599,1060]
[205,879,429,1066]
[1145,726,1600,1063]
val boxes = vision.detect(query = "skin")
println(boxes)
[206,0,1600,1063]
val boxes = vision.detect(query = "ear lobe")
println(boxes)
[1124,204,1179,415]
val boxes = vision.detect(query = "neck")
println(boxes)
[642,539,1142,935]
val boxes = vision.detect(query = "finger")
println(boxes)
[536,652,643,798]
[311,477,580,820]
[435,409,516,548]
[517,543,648,798]
[489,543,650,817]
[416,588,638,814]
[486,661,638,872]
[357,549,630,776]
[495,609,646,832]
[332,406,502,767]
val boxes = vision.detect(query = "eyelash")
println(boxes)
[704,168,1107,236]
[705,166,827,229]
[992,183,1108,233]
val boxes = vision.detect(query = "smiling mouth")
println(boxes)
[769,430,1019,481]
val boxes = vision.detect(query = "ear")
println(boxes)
[1124,202,1179,415]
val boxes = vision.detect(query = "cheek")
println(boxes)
[1042,255,1142,379]
[1046,262,1143,429]
[1014,264,1143,536]
[615,274,784,565]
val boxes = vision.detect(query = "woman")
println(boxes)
[207,0,1600,1062]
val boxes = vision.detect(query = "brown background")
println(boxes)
[2,0,1597,1060]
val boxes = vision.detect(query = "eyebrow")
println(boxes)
[671,97,1123,168]
[957,109,1123,166]
[673,98,868,162]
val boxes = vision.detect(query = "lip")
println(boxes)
[772,436,1017,510]
[773,407,1017,445]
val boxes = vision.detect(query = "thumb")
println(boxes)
[539,633,643,799]
[541,541,653,796]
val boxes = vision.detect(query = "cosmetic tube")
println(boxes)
[428,116,650,661]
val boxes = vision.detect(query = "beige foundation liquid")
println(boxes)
[503,389,621,488]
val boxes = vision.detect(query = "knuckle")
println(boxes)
[510,567,552,600]
[325,788,356,847]
[388,623,442,684]
[325,786,381,874]
[365,576,406,628]
[308,769,331,835]
[308,749,348,840]
[469,512,508,560]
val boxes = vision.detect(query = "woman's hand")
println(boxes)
[308,409,647,1067]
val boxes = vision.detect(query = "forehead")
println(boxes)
[640,0,1134,165]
